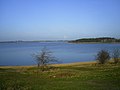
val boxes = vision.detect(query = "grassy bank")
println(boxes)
[0,62,120,90]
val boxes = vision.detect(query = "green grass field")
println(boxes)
[0,62,120,90]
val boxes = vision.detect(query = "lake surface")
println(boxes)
[0,42,120,66]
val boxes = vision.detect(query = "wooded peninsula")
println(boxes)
[69,37,120,43]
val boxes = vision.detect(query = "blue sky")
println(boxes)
[0,0,120,41]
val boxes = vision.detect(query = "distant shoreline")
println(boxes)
[0,40,68,43]
[0,41,120,44]
[1,37,120,44]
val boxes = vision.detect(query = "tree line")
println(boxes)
[69,37,120,43]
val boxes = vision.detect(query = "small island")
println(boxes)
[68,37,120,43]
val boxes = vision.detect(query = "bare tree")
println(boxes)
[96,50,110,64]
[112,49,120,64]
[34,47,57,71]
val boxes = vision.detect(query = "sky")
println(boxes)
[0,0,120,41]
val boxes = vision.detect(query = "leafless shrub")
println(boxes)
[96,50,110,64]
[33,47,58,71]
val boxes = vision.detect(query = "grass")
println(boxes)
[0,62,120,90]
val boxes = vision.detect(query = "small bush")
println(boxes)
[96,50,110,64]
[112,49,120,64]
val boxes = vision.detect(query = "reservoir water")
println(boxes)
[0,42,120,66]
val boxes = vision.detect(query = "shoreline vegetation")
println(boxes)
[0,60,116,68]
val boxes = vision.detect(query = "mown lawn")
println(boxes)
[0,63,120,90]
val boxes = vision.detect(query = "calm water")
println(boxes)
[0,42,120,66]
